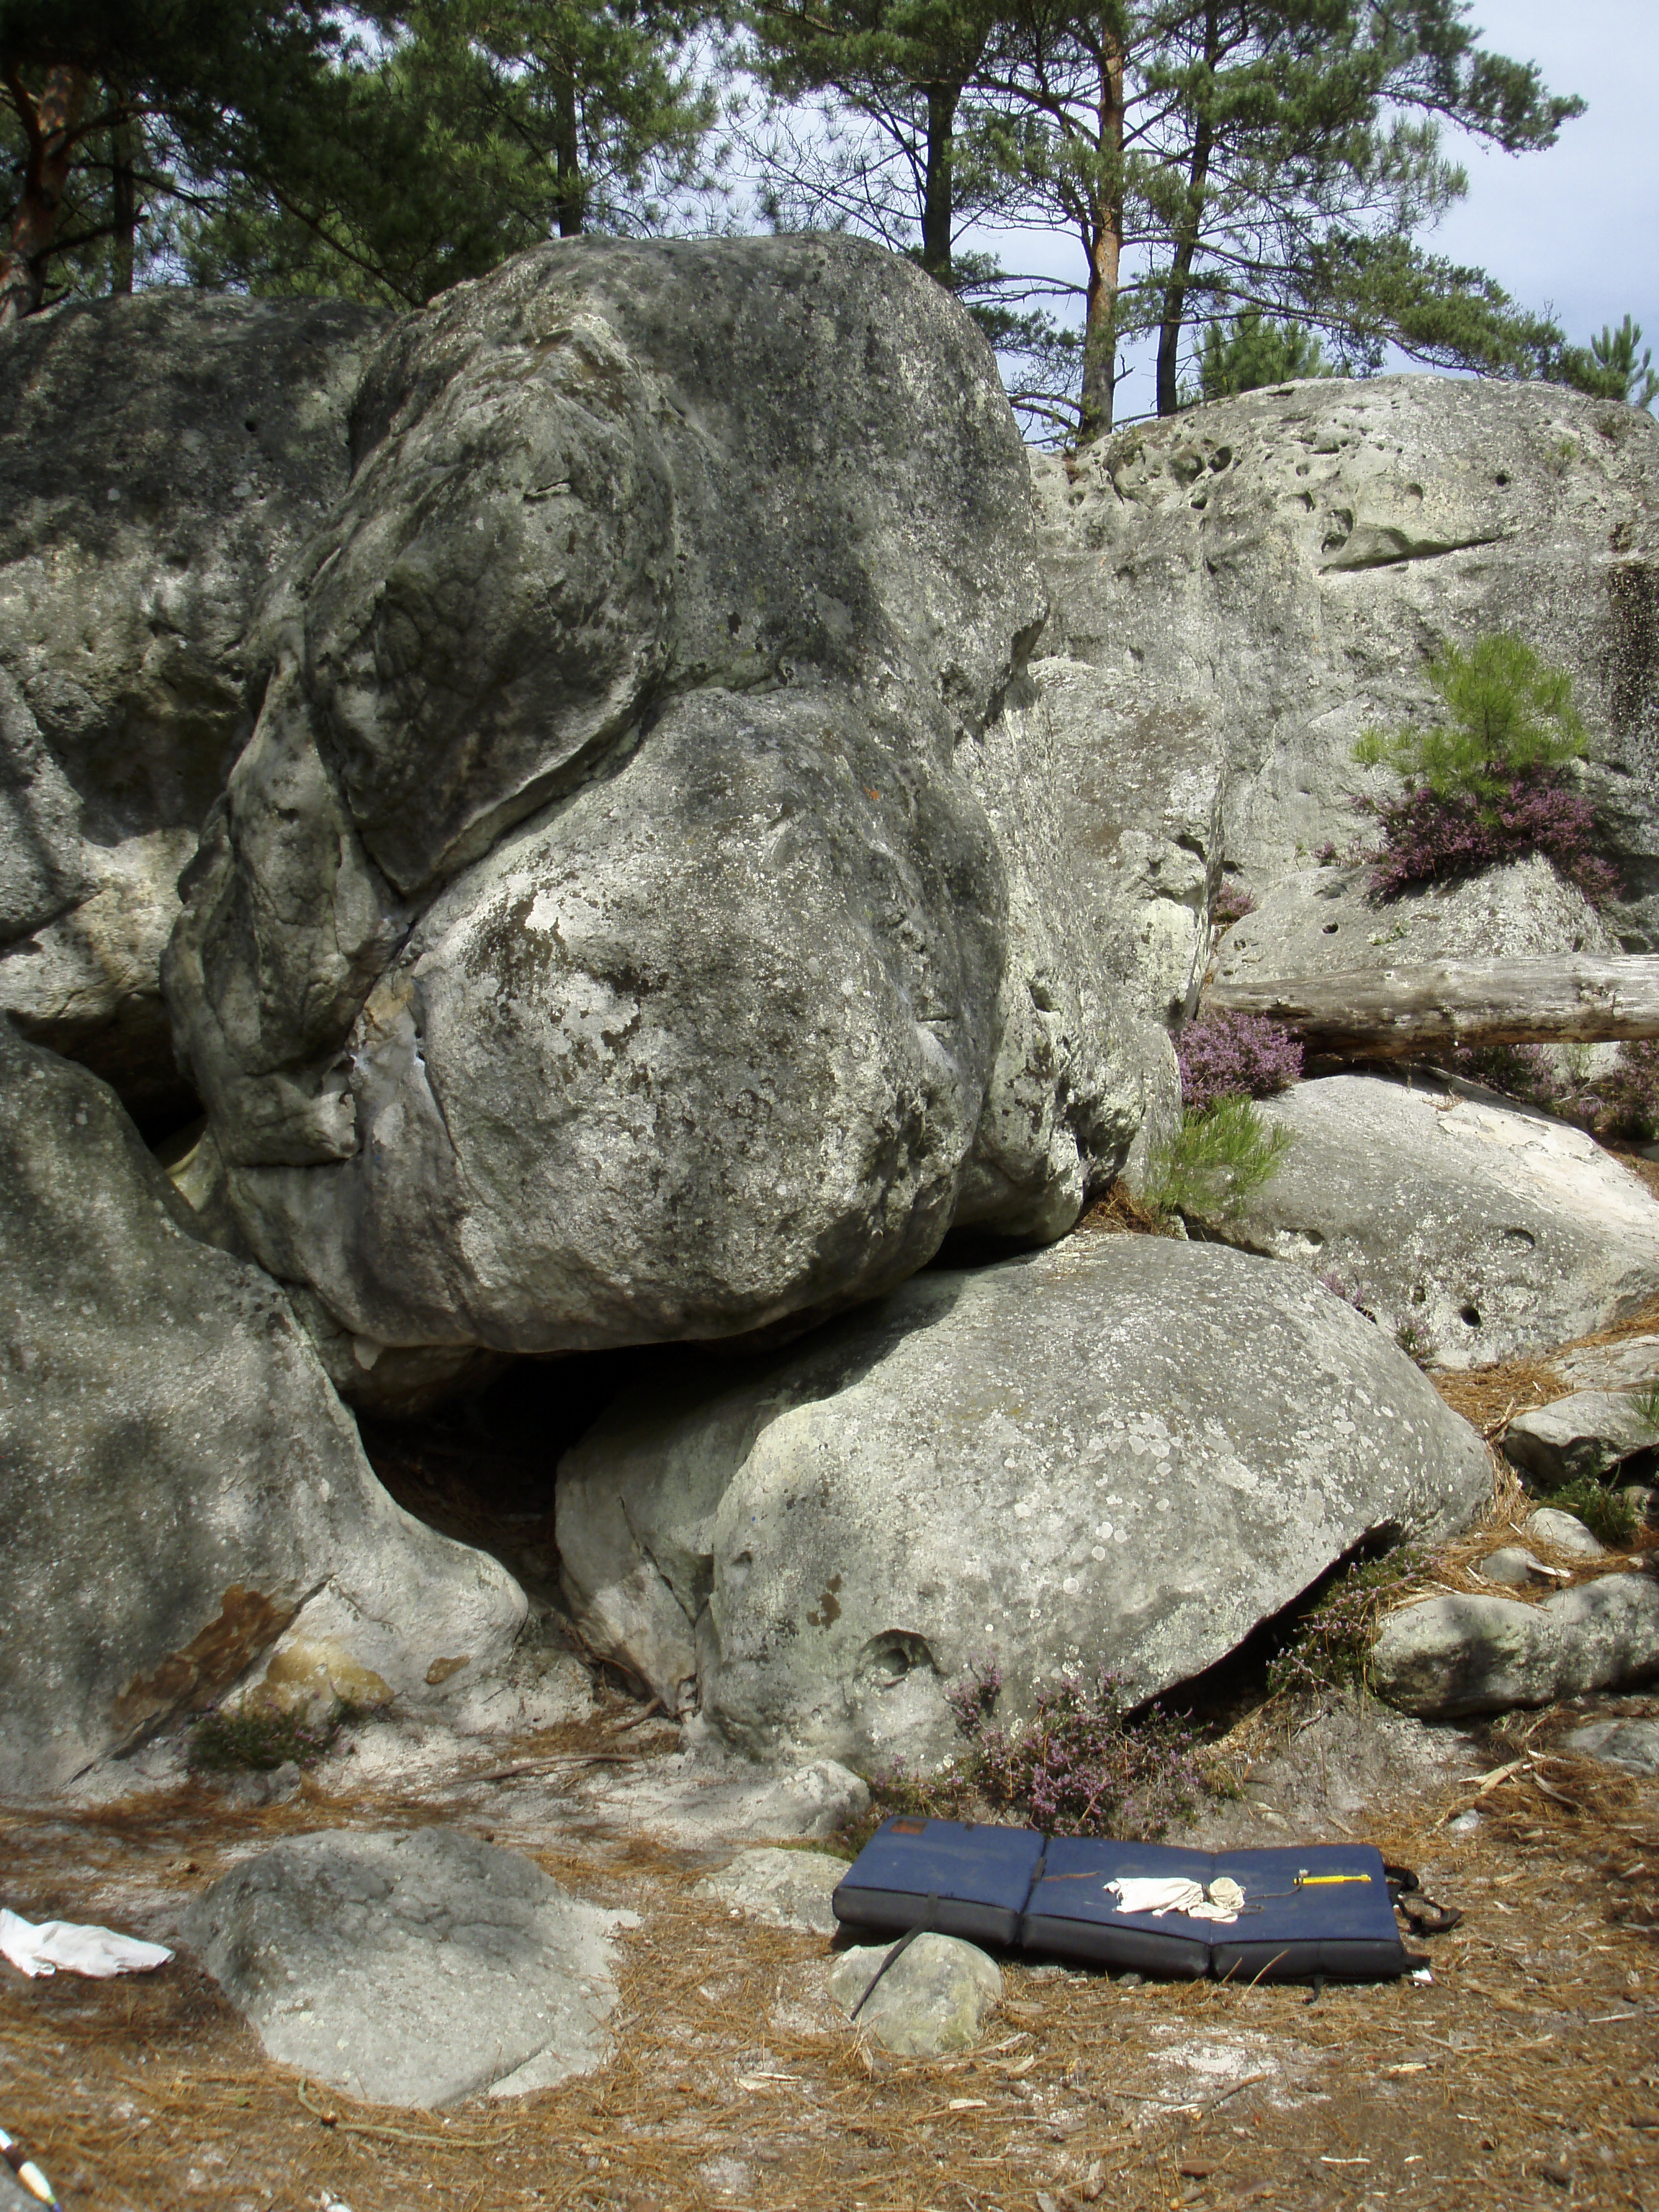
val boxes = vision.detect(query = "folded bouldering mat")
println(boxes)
[832,1817,1424,1983]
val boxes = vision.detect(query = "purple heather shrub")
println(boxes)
[945,1655,1005,1740]
[1362,768,1620,907]
[1210,881,1257,932]
[974,1673,1202,1839]
[1177,1008,1304,1116]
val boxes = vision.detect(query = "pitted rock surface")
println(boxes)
[0,294,384,1116]
[0,1017,523,1799]
[1183,1072,1659,1369]
[1032,374,1658,945]
[557,1234,1488,1771]
[186,1828,629,2106]
[164,235,1148,1389]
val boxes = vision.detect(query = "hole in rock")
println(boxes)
[1321,921,1340,934]
[357,1344,713,1605]
[1459,1303,1481,1329]
[855,1629,938,1688]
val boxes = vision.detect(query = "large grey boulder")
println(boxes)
[0,294,384,1120]
[1032,375,1658,945]
[0,1019,524,1798]
[1184,1072,1659,1368]
[1371,1573,1659,1717]
[557,1235,1489,1771]
[829,1933,1001,2056]
[164,236,1148,1390]
[186,1829,629,2106]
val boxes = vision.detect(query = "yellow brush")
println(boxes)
[1295,1872,1372,1887]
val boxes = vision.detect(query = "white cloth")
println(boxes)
[1104,1875,1243,1925]
[0,1907,173,1979]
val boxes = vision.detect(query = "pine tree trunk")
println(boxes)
[1077,32,1125,444]
[111,117,135,295]
[552,68,585,237]
[920,80,958,280]
[1155,112,1211,417]
[0,64,90,325]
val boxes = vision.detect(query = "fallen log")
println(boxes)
[1206,954,1659,1059]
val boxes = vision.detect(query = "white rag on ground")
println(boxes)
[1104,1876,1244,1925]
[0,1907,173,1979]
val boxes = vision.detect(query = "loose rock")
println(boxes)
[1505,1394,1659,1488]
[1566,1718,1659,1776]
[827,1933,1001,2056]
[1521,1507,1607,1557]
[1371,1574,1659,1717]
[1478,1547,1557,1588]
[186,1829,629,2107]
[695,1848,848,1936]
[1183,1072,1659,1368]
[559,1235,1489,1769]
[0,1020,524,1799]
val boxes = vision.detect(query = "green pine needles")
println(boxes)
[1145,1095,1293,1222]
[1354,634,1588,801]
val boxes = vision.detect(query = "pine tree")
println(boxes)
[1196,303,1325,399]
[1548,315,1659,413]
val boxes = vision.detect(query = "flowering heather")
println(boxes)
[974,1673,1203,1838]
[1177,1008,1303,1115]
[1450,1038,1659,1146]
[945,1655,1004,1739]
[1596,1040,1659,1144]
[1210,881,1256,931]
[1361,768,1620,907]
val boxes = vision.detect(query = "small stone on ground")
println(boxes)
[695,1847,847,1934]
[828,1933,1001,2056]
[1567,1718,1659,1776]
[186,1828,631,2108]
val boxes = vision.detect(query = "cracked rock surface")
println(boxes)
[0,1016,523,1799]
[557,1233,1488,1771]
[164,234,1150,1395]
[1031,374,1659,947]
[0,294,385,1119]
[186,1827,630,2107]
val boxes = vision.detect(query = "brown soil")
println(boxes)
[3,1701,1658,2212]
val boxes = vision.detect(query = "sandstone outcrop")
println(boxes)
[0,1020,524,1799]
[1183,1071,1659,1367]
[1031,374,1658,947]
[0,293,385,1120]
[164,236,1148,1385]
[557,1235,1489,1771]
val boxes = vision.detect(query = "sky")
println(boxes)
[960,0,1659,426]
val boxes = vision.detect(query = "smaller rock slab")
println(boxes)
[1521,1507,1606,1557]
[1567,1719,1659,1776]
[186,1829,631,2108]
[1478,1547,1555,1588]
[1372,1575,1659,1718]
[1506,1395,1659,1488]
[696,1848,846,1935]
[828,1934,1001,2055]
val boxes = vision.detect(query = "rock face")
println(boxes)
[163,235,1147,1386]
[828,1934,1002,2055]
[1213,856,1617,990]
[1371,1574,1659,1717]
[186,1829,629,2106]
[0,294,385,1120]
[557,1235,1489,1771]
[1184,1072,1659,1369]
[1031,374,1658,946]
[0,1020,525,1798]
[1568,1717,1659,1775]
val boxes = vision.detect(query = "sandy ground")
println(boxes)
[2,1680,1656,2212]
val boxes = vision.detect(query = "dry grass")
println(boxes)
[4,1739,1659,2212]
[1427,1296,1659,1439]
